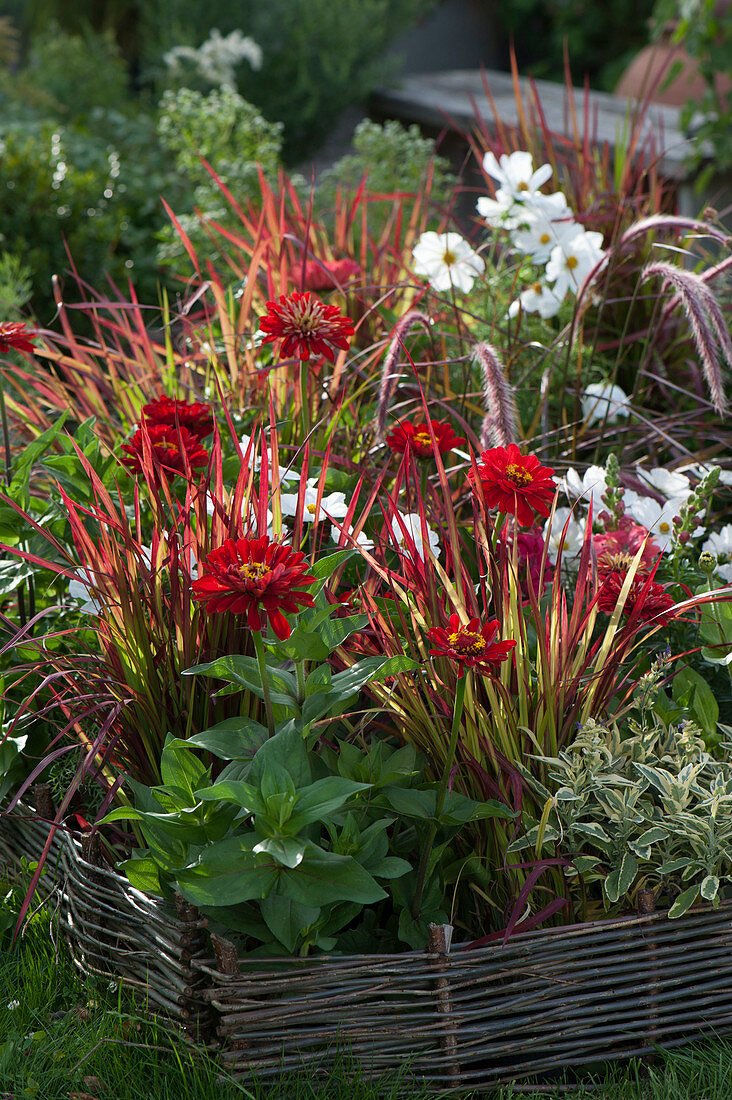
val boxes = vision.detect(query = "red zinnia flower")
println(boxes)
[593,518,660,576]
[0,322,36,355]
[386,419,466,460]
[427,614,517,678]
[259,291,355,362]
[302,258,360,292]
[470,444,556,527]
[597,571,676,623]
[191,536,316,639]
[121,424,209,480]
[142,395,214,439]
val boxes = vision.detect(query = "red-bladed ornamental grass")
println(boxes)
[121,423,209,480]
[386,419,466,460]
[141,395,214,439]
[470,443,556,527]
[191,536,316,640]
[427,614,517,678]
[0,322,36,355]
[259,291,355,362]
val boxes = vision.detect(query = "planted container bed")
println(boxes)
[59,832,213,1041]
[0,788,65,900]
[200,905,732,1091]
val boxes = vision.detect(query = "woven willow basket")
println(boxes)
[201,904,732,1091]
[4,796,732,1091]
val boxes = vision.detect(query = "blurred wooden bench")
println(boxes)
[371,68,729,221]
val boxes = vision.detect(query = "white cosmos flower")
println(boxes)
[702,525,732,583]
[623,494,703,552]
[635,466,692,504]
[476,188,525,228]
[543,507,585,564]
[678,463,732,488]
[412,232,485,293]
[280,486,349,523]
[390,511,441,561]
[580,383,631,425]
[511,195,577,263]
[508,280,564,319]
[482,151,553,200]
[240,434,299,490]
[331,524,374,552]
[560,465,609,505]
[68,569,102,615]
[545,228,605,299]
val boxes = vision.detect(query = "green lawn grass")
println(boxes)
[0,916,730,1099]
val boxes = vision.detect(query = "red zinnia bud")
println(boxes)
[427,613,516,678]
[142,395,214,439]
[386,418,466,460]
[121,424,209,480]
[469,443,556,527]
[302,258,360,292]
[0,322,36,356]
[191,536,316,640]
[259,291,355,363]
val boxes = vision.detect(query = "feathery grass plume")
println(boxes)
[642,260,731,417]
[474,342,519,450]
[375,310,431,441]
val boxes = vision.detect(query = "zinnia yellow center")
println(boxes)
[240,561,269,582]
[505,463,533,487]
[447,630,486,655]
[413,432,433,448]
[531,281,543,295]
[599,551,634,572]
[157,441,179,454]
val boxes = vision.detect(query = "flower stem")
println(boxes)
[299,361,310,445]
[411,673,468,921]
[252,629,275,738]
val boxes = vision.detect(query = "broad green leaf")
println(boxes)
[281,846,386,907]
[439,791,514,825]
[672,666,719,736]
[658,858,691,875]
[260,893,320,952]
[700,874,719,901]
[186,718,269,762]
[571,821,612,851]
[253,836,307,869]
[668,884,700,918]
[249,725,311,788]
[120,855,163,895]
[160,737,209,796]
[183,655,298,707]
[617,851,638,896]
[287,777,371,831]
[328,655,417,704]
[175,837,279,906]
[0,559,35,595]
[571,855,603,875]
[383,787,436,820]
[635,827,669,847]
[310,549,355,582]
[194,780,266,816]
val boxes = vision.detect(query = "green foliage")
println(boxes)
[502,0,656,88]
[651,0,732,183]
[511,655,732,918]
[0,251,32,310]
[0,114,166,320]
[104,585,511,954]
[234,0,437,162]
[156,86,283,267]
[24,21,131,120]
